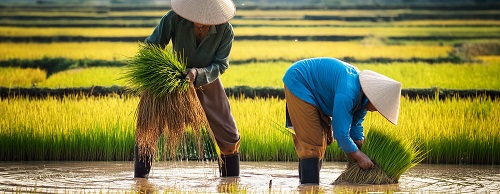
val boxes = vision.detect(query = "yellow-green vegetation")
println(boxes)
[2,26,498,38]
[1,5,499,168]
[0,42,138,61]
[231,41,452,61]
[3,62,496,89]
[0,95,136,160]
[0,96,498,165]
[39,67,125,87]
[334,128,425,184]
[0,41,453,61]
[235,9,500,18]
[0,27,153,37]
[0,67,46,87]
[231,19,500,27]
[234,26,500,37]
[223,61,500,89]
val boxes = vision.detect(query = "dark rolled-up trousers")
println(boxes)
[196,78,240,155]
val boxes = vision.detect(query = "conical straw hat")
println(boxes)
[359,70,402,125]
[171,0,236,25]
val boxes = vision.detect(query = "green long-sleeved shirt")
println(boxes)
[145,10,234,87]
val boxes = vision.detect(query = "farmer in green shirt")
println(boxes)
[134,0,240,178]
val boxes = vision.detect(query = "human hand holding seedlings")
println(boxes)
[354,139,364,149]
[346,139,365,163]
[348,150,374,169]
[185,68,198,83]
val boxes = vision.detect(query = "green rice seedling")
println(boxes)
[122,43,211,161]
[334,127,425,184]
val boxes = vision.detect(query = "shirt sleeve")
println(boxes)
[194,24,234,86]
[144,11,175,46]
[350,108,367,142]
[332,93,359,154]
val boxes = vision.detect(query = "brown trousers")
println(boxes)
[196,78,240,155]
[284,86,333,159]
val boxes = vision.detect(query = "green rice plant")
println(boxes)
[0,95,137,161]
[334,128,426,184]
[123,43,189,96]
[122,43,211,161]
[0,96,498,164]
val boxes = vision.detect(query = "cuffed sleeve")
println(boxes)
[350,108,367,141]
[332,93,359,154]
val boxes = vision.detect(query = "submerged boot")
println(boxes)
[299,158,320,184]
[219,153,240,177]
[134,145,152,178]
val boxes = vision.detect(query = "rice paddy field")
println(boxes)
[0,2,499,193]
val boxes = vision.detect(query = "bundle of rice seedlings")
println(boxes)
[123,43,214,161]
[334,127,425,185]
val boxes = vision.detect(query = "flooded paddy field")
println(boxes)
[0,161,498,193]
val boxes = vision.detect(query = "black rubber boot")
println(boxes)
[219,153,240,177]
[299,158,320,184]
[134,145,152,178]
[298,159,302,182]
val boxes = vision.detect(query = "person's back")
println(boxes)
[283,57,362,117]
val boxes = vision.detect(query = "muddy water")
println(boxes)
[0,161,498,193]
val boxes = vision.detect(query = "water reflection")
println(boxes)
[134,178,157,193]
[0,161,498,193]
[216,177,242,193]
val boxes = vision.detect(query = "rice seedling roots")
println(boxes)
[333,163,395,185]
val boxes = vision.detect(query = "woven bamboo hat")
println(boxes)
[170,0,236,25]
[359,70,402,125]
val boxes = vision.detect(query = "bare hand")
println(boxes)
[354,139,364,150]
[185,68,197,83]
[348,150,374,169]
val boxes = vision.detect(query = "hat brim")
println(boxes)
[171,0,236,25]
[359,70,401,125]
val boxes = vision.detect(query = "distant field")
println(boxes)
[0,41,453,61]
[1,26,498,38]
[1,62,498,89]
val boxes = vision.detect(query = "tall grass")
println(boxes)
[0,96,498,164]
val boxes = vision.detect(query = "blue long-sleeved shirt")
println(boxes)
[282,57,368,154]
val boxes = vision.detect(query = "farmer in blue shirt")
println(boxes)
[283,57,402,184]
